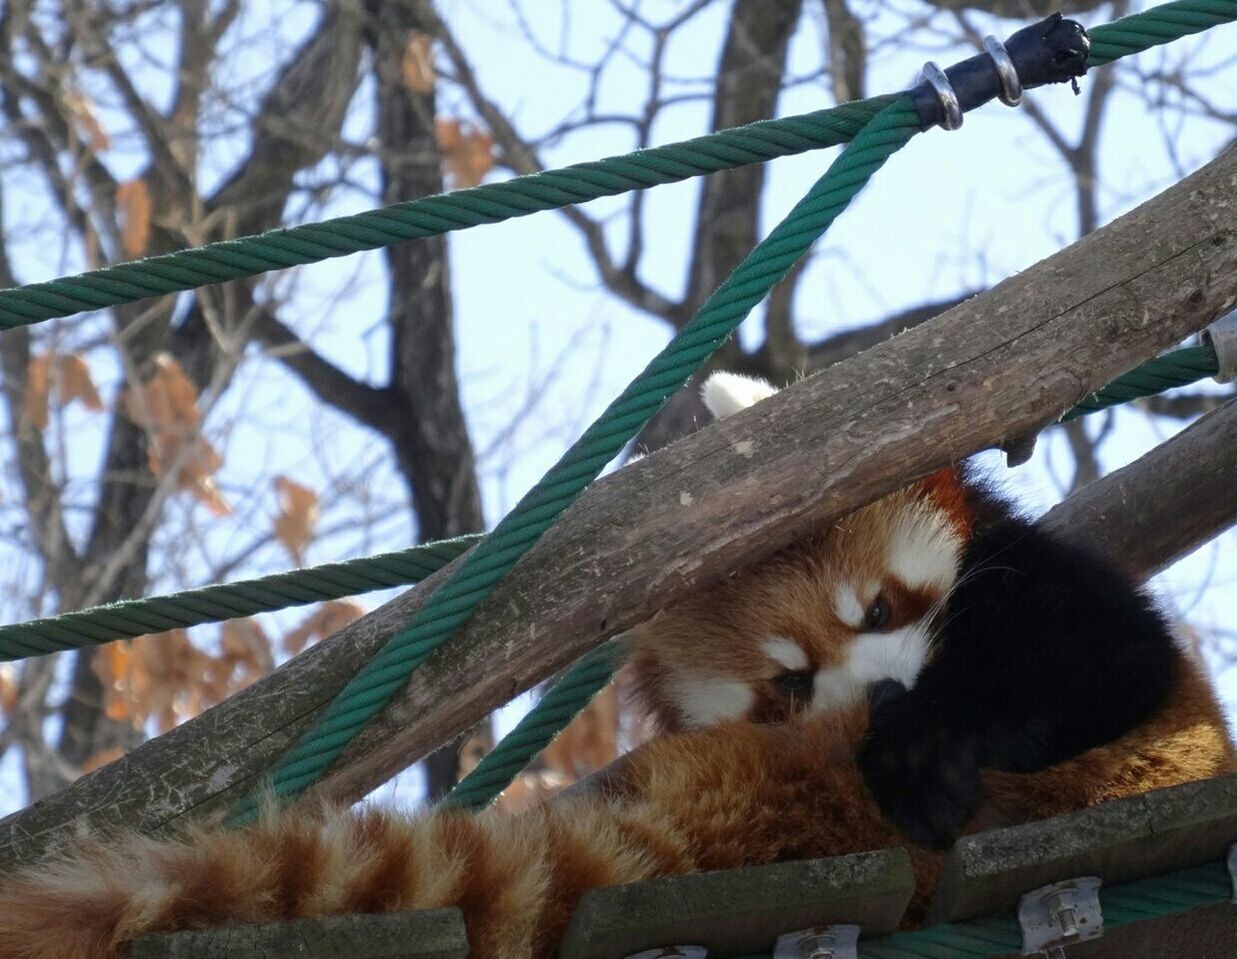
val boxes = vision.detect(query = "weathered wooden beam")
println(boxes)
[1041,397,1237,579]
[929,771,1237,923]
[1,147,1234,871]
[128,908,466,959]
[560,848,913,959]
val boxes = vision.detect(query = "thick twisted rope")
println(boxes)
[229,97,925,821]
[1060,345,1219,420]
[1086,0,1236,66]
[0,98,895,330]
[440,642,625,811]
[0,536,479,661]
[0,3,1228,332]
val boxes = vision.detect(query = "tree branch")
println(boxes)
[250,308,391,429]
[208,1,365,232]
[0,144,1232,867]
[1041,398,1237,581]
[801,293,979,372]
[0,185,77,573]
[683,0,804,315]
[424,0,689,326]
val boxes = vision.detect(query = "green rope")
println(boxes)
[858,859,1229,957]
[0,98,896,330]
[228,97,924,823]
[0,3,1224,332]
[441,641,625,811]
[730,858,1230,957]
[0,535,480,661]
[1060,344,1218,420]
[1086,0,1237,67]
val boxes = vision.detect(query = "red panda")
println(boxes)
[0,373,1230,959]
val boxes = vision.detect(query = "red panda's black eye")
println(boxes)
[774,671,814,698]
[864,595,892,631]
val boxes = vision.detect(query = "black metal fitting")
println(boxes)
[910,13,1091,131]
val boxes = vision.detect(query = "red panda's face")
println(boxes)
[623,373,970,731]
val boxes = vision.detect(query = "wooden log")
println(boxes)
[1041,397,1237,580]
[559,849,913,959]
[128,908,466,959]
[1,146,1234,870]
[929,772,1237,923]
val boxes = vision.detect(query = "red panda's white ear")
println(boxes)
[700,372,778,420]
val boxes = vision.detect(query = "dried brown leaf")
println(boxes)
[116,179,153,258]
[436,118,493,188]
[80,747,125,774]
[495,769,572,814]
[401,32,435,93]
[123,355,231,515]
[541,684,619,778]
[22,354,51,431]
[282,600,364,655]
[23,352,105,430]
[0,664,17,717]
[272,476,319,564]
[203,619,275,705]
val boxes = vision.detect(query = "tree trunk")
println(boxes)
[372,0,487,801]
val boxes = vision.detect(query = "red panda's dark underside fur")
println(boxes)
[0,651,1231,959]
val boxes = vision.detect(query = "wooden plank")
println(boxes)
[929,773,1237,923]
[128,908,467,959]
[559,849,913,959]
[2,147,1235,869]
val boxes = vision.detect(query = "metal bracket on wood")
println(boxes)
[772,925,860,959]
[625,948,707,959]
[1018,877,1103,956]
[1205,310,1237,383]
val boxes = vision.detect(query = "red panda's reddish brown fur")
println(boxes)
[0,375,1232,958]
[0,662,1230,959]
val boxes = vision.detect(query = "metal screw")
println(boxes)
[802,933,836,959]
[1043,889,1079,938]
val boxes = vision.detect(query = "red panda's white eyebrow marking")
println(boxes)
[762,636,808,672]
[887,508,962,592]
[833,583,865,628]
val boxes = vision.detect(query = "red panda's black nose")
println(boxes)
[867,678,908,713]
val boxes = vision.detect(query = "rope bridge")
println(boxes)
[0,0,1230,820]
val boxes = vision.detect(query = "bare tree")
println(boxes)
[0,0,1230,817]
[0,0,485,807]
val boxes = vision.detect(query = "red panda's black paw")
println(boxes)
[860,690,980,850]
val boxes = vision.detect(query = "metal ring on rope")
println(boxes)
[1206,311,1237,383]
[921,62,964,130]
[984,36,1024,106]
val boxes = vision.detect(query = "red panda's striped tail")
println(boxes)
[0,799,692,959]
